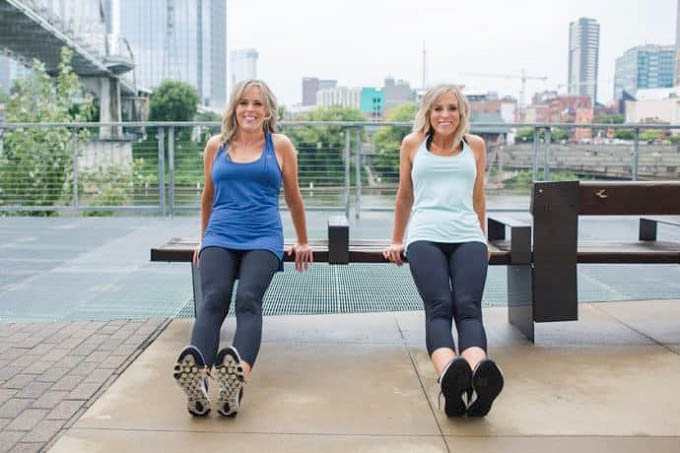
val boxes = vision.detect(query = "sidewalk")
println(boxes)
[48,300,680,452]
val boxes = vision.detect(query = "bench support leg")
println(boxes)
[639,218,657,241]
[191,262,203,317]
[507,264,534,342]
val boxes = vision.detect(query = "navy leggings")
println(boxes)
[191,247,279,368]
[407,241,488,355]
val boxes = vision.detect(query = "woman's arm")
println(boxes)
[468,134,488,239]
[193,135,220,264]
[383,133,419,266]
[276,134,312,272]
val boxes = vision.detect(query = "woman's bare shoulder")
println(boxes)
[402,132,426,149]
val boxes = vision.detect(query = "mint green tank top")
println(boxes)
[405,136,487,248]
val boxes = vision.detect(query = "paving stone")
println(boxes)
[35,367,70,384]
[5,409,48,431]
[6,333,32,344]
[3,374,35,390]
[84,351,109,363]
[0,398,32,418]
[21,359,56,375]
[69,361,98,376]
[42,349,71,362]
[55,338,85,350]
[31,391,69,410]
[20,419,64,443]
[0,389,17,406]
[10,354,43,370]
[111,343,139,356]
[67,382,101,401]
[84,368,114,385]
[0,430,25,451]
[50,375,84,392]
[0,417,10,429]
[0,348,26,361]
[99,355,128,369]
[46,400,83,421]
[10,442,43,453]
[14,381,52,399]
[98,339,124,352]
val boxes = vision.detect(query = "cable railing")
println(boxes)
[1,121,679,216]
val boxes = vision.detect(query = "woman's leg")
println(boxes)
[190,247,238,368]
[231,249,279,376]
[448,241,489,371]
[407,241,456,376]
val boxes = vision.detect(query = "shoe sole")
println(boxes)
[467,359,503,417]
[173,347,210,416]
[214,347,245,417]
[440,358,472,417]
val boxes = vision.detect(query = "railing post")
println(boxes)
[72,129,79,209]
[532,126,539,181]
[158,127,166,216]
[168,126,175,216]
[344,127,350,219]
[543,127,551,181]
[632,127,639,181]
[355,126,361,219]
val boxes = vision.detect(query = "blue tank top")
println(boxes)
[200,132,284,270]
[406,135,487,248]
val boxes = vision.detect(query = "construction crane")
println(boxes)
[459,68,548,113]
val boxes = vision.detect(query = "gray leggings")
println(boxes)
[191,247,279,368]
[407,241,489,355]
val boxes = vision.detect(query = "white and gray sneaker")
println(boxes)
[173,345,210,416]
[214,346,246,417]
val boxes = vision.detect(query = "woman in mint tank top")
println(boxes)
[172,80,313,417]
[384,85,504,417]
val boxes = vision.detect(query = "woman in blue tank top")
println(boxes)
[383,85,504,417]
[173,80,312,417]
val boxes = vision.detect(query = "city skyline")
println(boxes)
[228,0,675,107]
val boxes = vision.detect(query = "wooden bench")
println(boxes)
[151,216,518,315]
[488,181,680,341]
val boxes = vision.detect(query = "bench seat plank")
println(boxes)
[151,238,512,264]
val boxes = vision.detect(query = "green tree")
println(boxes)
[515,127,569,143]
[0,48,93,215]
[282,106,366,186]
[614,129,635,140]
[149,80,200,122]
[371,103,417,181]
[594,114,624,124]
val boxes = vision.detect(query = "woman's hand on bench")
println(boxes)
[192,245,200,266]
[383,243,406,266]
[288,243,313,273]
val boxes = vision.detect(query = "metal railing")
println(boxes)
[1,121,678,216]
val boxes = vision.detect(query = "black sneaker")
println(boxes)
[214,346,246,417]
[439,357,472,417]
[467,358,504,417]
[173,345,210,416]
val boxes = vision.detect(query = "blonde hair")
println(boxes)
[220,79,278,145]
[413,84,470,147]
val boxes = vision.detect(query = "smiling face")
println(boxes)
[428,91,461,137]
[235,84,268,133]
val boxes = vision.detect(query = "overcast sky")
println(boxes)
[226,0,677,107]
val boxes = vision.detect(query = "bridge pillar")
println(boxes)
[83,76,122,139]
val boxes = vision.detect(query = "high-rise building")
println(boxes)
[302,77,337,106]
[614,45,675,101]
[103,0,227,108]
[360,87,384,119]
[383,76,414,111]
[230,49,258,89]
[568,17,600,104]
[317,86,361,109]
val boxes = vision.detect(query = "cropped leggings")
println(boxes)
[407,241,489,355]
[191,246,279,368]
